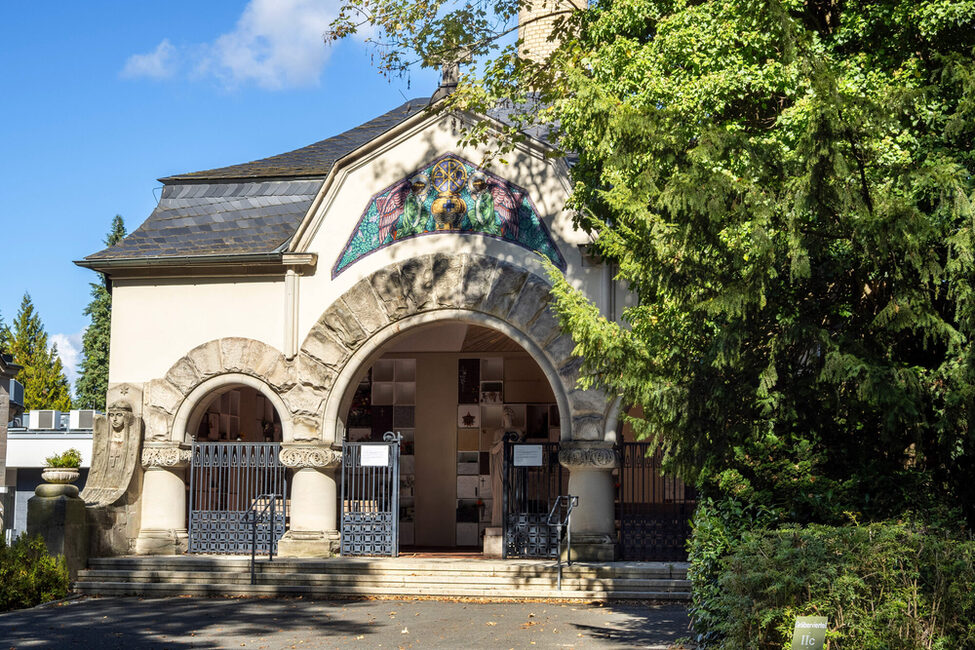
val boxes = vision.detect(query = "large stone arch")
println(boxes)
[298,252,614,446]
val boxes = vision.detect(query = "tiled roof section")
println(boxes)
[85,180,322,260]
[161,98,430,182]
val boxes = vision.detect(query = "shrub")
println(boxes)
[687,497,779,646]
[0,534,70,611]
[44,448,82,468]
[695,523,975,649]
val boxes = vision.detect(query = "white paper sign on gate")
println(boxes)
[513,444,544,467]
[360,445,390,467]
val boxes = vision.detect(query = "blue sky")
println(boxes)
[0,1,439,388]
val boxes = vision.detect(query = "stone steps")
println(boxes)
[76,556,691,601]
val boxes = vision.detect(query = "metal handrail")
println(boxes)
[546,494,579,590]
[244,493,280,585]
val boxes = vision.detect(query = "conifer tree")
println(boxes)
[7,294,71,411]
[328,0,975,526]
[0,310,9,353]
[74,215,126,410]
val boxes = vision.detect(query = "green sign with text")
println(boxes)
[791,616,827,649]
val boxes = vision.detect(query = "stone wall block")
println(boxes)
[341,282,388,335]
[295,353,335,392]
[431,253,467,307]
[283,383,325,419]
[545,334,578,371]
[248,343,284,379]
[291,414,324,442]
[482,264,528,319]
[461,256,500,310]
[265,356,297,393]
[571,414,605,441]
[219,337,253,373]
[164,358,200,395]
[147,379,183,416]
[558,356,585,389]
[528,307,562,347]
[508,277,552,330]
[301,328,350,370]
[186,341,222,379]
[369,266,412,320]
[398,255,437,311]
[321,301,367,348]
[569,388,611,415]
[144,406,174,443]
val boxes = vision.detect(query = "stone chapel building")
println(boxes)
[75,9,693,564]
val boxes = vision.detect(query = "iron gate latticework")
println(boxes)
[502,435,566,558]
[618,441,696,561]
[340,432,401,556]
[188,442,288,554]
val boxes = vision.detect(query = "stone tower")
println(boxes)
[517,0,587,64]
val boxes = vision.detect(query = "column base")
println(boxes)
[482,526,503,557]
[277,529,340,558]
[134,528,185,555]
[562,534,617,562]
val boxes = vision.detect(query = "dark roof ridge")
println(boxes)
[159,98,430,184]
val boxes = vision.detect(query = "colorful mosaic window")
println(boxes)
[332,154,566,277]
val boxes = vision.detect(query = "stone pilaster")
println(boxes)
[559,441,620,561]
[134,444,191,555]
[277,443,342,557]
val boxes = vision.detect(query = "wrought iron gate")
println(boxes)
[618,442,696,561]
[188,442,288,554]
[502,435,566,558]
[340,432,401,556]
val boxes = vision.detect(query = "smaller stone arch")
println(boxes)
[143,337,327,444]
[172,373,295,444]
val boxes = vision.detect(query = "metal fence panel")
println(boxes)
[618,442,696,561]
[502,437,565,558]
[188,442,287,554]
[340,434,401,556]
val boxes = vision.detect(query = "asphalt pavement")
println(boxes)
[0,596,691,649]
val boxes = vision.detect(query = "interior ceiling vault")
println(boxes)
[460,325,525,353]
[383,323,527,353]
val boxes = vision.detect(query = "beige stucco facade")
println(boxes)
[84,106,627,560]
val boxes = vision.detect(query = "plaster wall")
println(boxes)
[109,276,285,384]
[413,353,457,546]
[295,113,606,341]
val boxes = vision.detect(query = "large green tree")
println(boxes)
[331,0,975,526]
[74,215,126,410]
[7,294,71,411]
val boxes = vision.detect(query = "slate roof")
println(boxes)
[84,180,323,260]
[82,98,429,264]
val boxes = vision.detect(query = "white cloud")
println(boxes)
[123,0,346,89]
[121,38,178,79]
[51,330,85,390]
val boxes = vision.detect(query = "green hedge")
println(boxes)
[692,523,975,649]
[0,534,70,611]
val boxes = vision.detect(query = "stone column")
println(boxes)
[559,441,620,561]
[277,444,341,557]
[134,444,191,555]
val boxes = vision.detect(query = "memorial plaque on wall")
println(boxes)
[371,405,393,437]
[458,358,480,404]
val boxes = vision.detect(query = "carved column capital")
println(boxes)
[141,445,192,469]
[279,444,342,469]
[558,443,620,470]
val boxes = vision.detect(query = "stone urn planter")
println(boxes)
[41,467,80,485]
